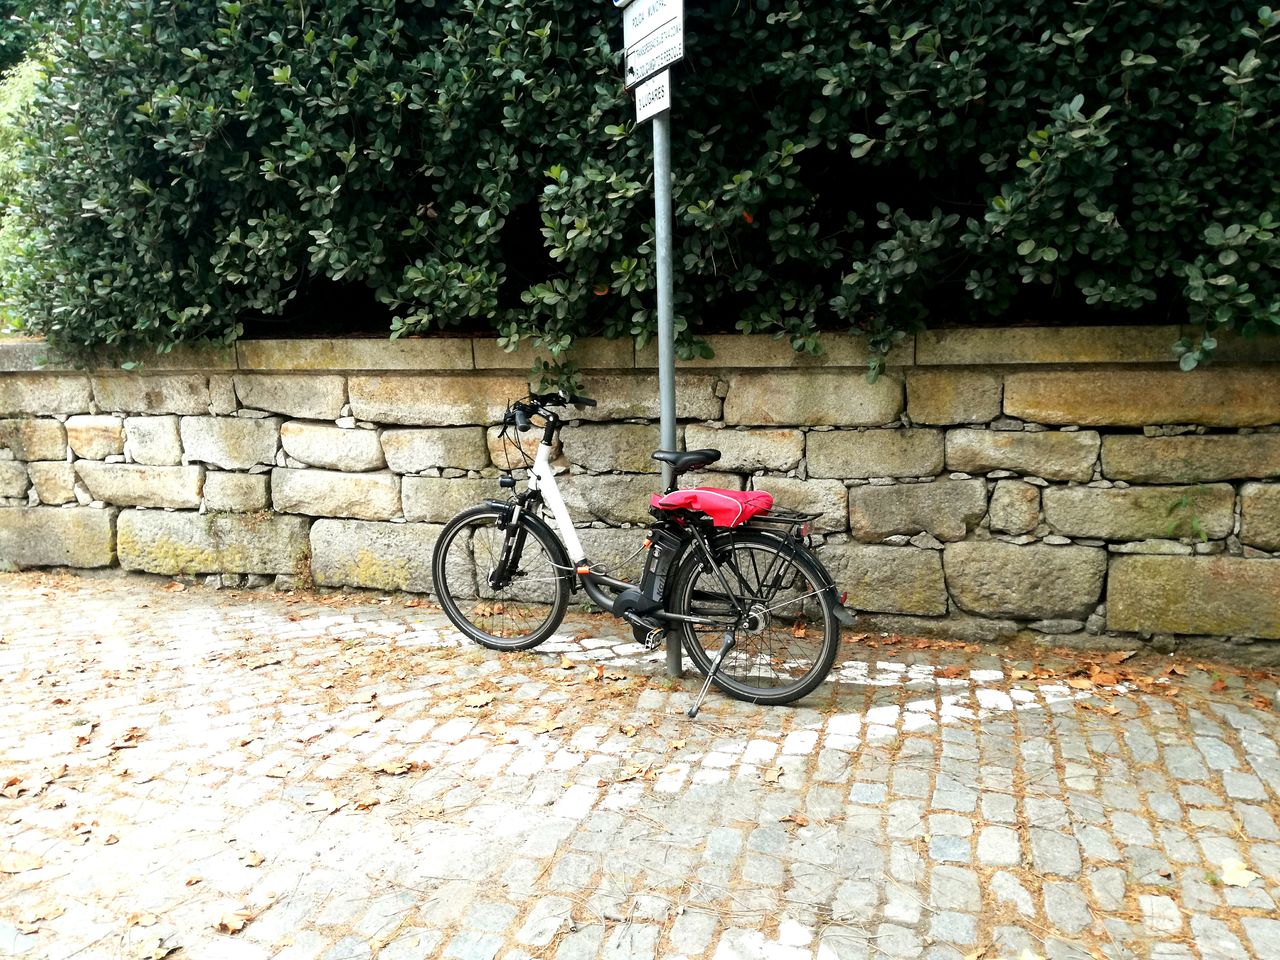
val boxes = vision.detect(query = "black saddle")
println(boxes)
[651,449,721,475]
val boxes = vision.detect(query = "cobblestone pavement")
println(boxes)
[2,572,1280,960]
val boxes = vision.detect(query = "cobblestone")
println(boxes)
[0,571,1278,959]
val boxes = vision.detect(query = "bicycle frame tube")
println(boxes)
[526,439,585,563]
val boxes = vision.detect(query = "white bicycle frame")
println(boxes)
[525,437,586,563]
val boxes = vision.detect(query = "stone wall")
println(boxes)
[3,327,1280,661]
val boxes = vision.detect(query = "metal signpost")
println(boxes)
[612,0,684,677]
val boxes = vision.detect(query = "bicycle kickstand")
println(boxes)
[688,631,736,720]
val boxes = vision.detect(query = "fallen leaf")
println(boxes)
[134,936,179,960]
[671,739,686,750]
[763,766,783,784]
[374,760,413,775]
[354,794,382,811]
[1166,664,1187,677]
[935,665,967,680]
[1065,677,1094,690]
[163,581,186,593]
[1221,859,1260,887]
[780,813,809,827]
[533,718,563,735]
[464,693,494,709]
[619,724,637,738]
[128,912,159,928]
[240,851,265,867]
[1251,696,1272,711]
[790,621,807,639]
[0,851,44,872]
[185,876,202,886]
[615,764,650,783]
[1210,677,1227,693]
[217,909,254,933]
[305,791,345,815]
[558,655,576,670]
[963,949,988,960]
[1103,650,1137,664]
[104,834,119,845]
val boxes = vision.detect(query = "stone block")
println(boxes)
[1101,434,1280,482]
[208,375,237,415]
[271,468,400,521]
[807,429,943,479]
[1241,483,1280,551]
[402,477,498,523]
[486,425,558,471]
[916,326,1180,365]
[74,462,203,509]
[815,544,947,615]
[0,375,91,415]
[573,373,722,422]
[682,424,803,473]
[1004,367,1280,427]
[575,526,649,582]
[724,371,902,426]
[558,474,661,526]
[233,374,346,420]
[311,519,446,593]
[0,461,28,497]
[848,479,986,543]
[637,333,914,368]
[238,338,473,371]
[204,472,270,512]
[944,542,1106,619]
[0,506,116,568]
[751,476,848,533]
[905,370,1002,425]
[117,510,310,575]
[945,429,1099,482]
[280,420,385,472]
[988,480,1040,535]
[382,427,489,473]
[93,375,210,415]
[28,461,75,505]
[563,423,664,473]
[124,416,182,466]
[0,418,66,461]
[1108,556,1280,639]
[475,336,633,370]
[348,374,525,426]
[65,415,125,460]
[1043,484,1234,541]
[180,416,280,470]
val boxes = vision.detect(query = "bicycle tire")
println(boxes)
[668,529,839,706]
[431,504,571,651]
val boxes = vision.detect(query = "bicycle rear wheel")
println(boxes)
[668,530,839,705]
[431,505,571,650]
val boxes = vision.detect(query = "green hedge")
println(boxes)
[7,1,1279,377]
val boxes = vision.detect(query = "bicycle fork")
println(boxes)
[688,630,736,719]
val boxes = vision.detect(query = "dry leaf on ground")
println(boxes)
[0,851,44,873]
[558,655,575,670]
[464,693,494,708]
[217,909,254,933]
[240,851,264,867]
[305,791,346,815]
[1221,859,1260,887]
[763,766,783,783]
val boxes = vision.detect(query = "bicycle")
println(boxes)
[430,392,856,718]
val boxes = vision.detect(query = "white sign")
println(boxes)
[634,70,671,124]
[625,17,683,88]
[623,0,682,50]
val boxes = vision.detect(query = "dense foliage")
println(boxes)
[6,1,1279,376]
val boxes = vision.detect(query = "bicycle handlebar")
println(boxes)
[513,407,532,432]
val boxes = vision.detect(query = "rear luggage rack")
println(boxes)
[745,508,821,533]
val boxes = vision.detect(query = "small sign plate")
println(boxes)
[634,70,671,124]
[625,17,683,88]
[623,0,682,50]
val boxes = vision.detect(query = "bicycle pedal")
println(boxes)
[643,627,665,650]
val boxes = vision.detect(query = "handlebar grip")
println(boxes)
[569,394,597,408]
[513,407,532,432]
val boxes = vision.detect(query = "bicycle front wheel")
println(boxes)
[668,530,839,706]
[431,505,571,650]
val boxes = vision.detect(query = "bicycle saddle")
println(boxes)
[651,449,721,474]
